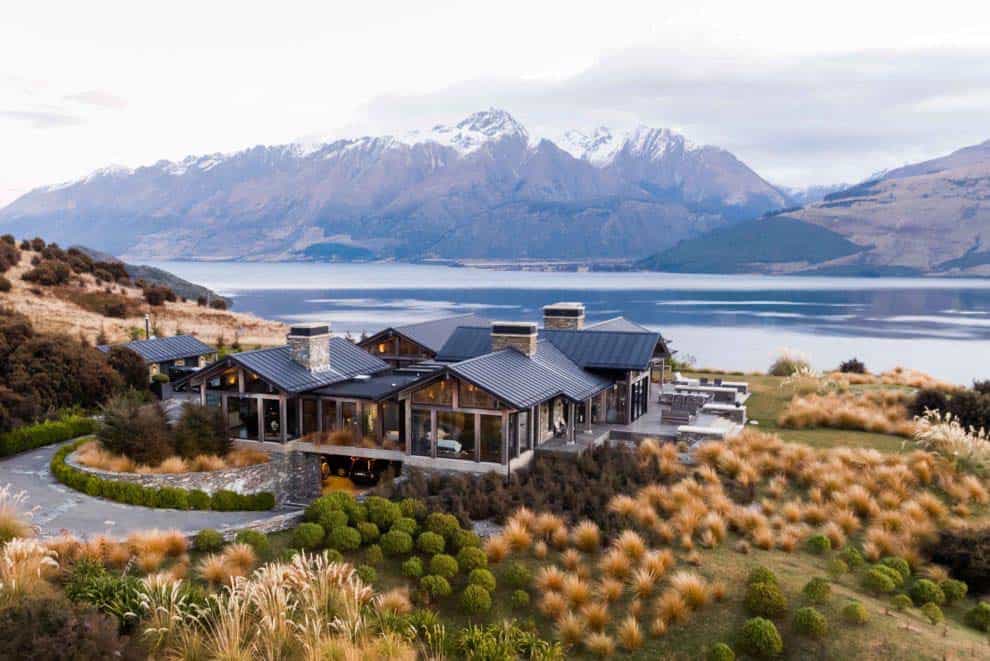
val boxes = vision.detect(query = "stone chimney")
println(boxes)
[491,321,538,357]
[287,323,331,372]
[543,301,585,330]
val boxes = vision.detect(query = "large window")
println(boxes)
[301,399,319,436]
[517,411,531,454]
[262,399,281,441]
[398,337,430,358]
[208,367,240,392]
[382,401,403,451]
[459,381,497,409]
[369,337,395,357]
[245,370,276,394]
[321,400,338,432]
[412,379,453,406]
[411,409,432,456]
[358,404,379,449]
[480,415,503,463]
[227,397,259,440]
[437,411,475,461]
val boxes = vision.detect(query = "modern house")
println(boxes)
[183,303,671,475]
[99,335,217,382]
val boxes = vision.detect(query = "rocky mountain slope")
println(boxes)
[0,109,789,261]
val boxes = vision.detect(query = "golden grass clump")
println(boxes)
[536,566,567,592]
[618,615,644,651]
[484,535,510,563]
[650,617,668,637]
[533,512,566,540]
[561,548,582,570]
[550,525,570,549]
[670,570,710,609]
[0,485,35,544]
[613,529,647,560]
[641,548,674,577]
[533,540,549,559]
[572,520,602,553]
[379,587,413,615]
[563,574,592,607]
[197,553,233,586]
[711,580,727,601]
[221,542,257,573]
[630,567,659,599]
[584,632,616,658]
[778,390,915,437]
[608,494,639,518]
[76,442,269,474]
[503,520,533,552]
[822,522,847,549]
[656,589,690,624]
[137,550,165,573]
[598,577,624,602]
[556,611,584,646]
[538,591,568,619]
[581,601,611,632]
[599,549,633,580]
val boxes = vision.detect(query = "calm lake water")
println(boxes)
[148,262,990,385]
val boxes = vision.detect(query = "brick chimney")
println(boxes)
[543,301,585,330]
[491,321,538,357]
[287,323,331,372]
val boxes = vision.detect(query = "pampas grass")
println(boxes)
[572,520,602,553]
[0,484,34,542]
[618,616,644,651]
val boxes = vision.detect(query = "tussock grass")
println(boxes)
[76,440,269,474]
[572,520,601,553]
[779,391,916,437]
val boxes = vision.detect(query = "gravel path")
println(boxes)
[0,440,300,538]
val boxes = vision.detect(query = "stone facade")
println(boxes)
[542,302,586,330]
[490,322,538,356]
[287,323,331,372]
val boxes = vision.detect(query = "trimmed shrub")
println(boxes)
[457,546,488,572]
[802,577,831,604]
[402,557,424,579]
[356,564,377,584]
[468,568,496,592]
[210,490,240,511]
[826,558,849,578]
[380,529,414,556]
[451,528,481,552]
[189,490,210,510]
[862,567,899,594]
[792,607,828,639]
[319,510,349,531]
[504,561,532,589]
[891,594,913,611]
[737,617,783,658]
[236,530,271,558]
[391,516,418,536]
[880,557,911,581]
[964,602,990,632]
[325,526,362,552]
[430,553,459,579]
[420,574,452,600]
[399,497,427,520]
[842,601,869,625]
[365,496,401,529]
[510,589,530,609]
[0,414,97,457]
[364,544,383,565]
[708,642,735,661]
[940,578,968,604]
[291,523,325,551]
[920,602,944,625]
[744,581,788,618]
[909,579,945,606]
[417,531,446,555]
[425,512,460,541]
[838,546,865,569]
[195,528,225,552]
[461,584,492,615]
[805,534,831,555]
[305,493,349,522]
[356,521,380,544]
[747,566,778,586]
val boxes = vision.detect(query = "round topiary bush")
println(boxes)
[737,617,783,659]
[792,606,828,639]
[318,509,349,531]
[940,578,968,604]
[356,521,380,544]
[744,581,788,618]
[707,642,735,661]
[380,529,414,556]
[826,558,849,578]
[747,566,778,586]
[862,567,898,594]
[417,531,446,555]
[460,584,492,615]
[429,553,459,579]
[802,577,831,604]
[842,601,869,625]
[420,574,452,601]
[399,497,427,521]
[324,548,343,563]
[510,589,530,609]
[402,557,424,579]
[325,526,362,552]
[457,546,488,572]
[235,530,270,557]
[891,594,913,611]
[391,517,418,536]
[425,512,460,541]
[451,528,481,552]
[291,523,325,551]
[468,568,496,592]
[365,496,402,529]
[805,534,831,555]
[304,493,352,522]
[880,557,911,581]
[909,579,945,606]
[838,546,865,569]
[964,602,990,632]
[504,561,532,589]
[920,602,944,625]
[356,564,377,584]
[364,544,383,565]
[194,528,224,552]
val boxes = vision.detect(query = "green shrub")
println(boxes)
[417,531,446,555]
[768,352,810,377]
[461,584,492,615]
[380,529,414,556]
[792,607,827,639]
[707,642,735,661]
[838,546,865,569]
[0,594,126,659]
[862,567,899,594]
[420,574,452,600]
[209,490,239,511]
[365,496,402,529]
[842,601,869,625]
[320,510,349,531]
[744,581,788,618]
[909,579,945,606]
[173,403,230,458]
[325,549,343,563]
[291,523,325,550]
[504,561,532,589]
[325,526,361,552]
[826,558,849,578]
[425,512,460,541]
[155,487,189,510]
[891,594,913,611]
[510,589,530,610]
[399,497,427,521]
[805,534,831,555]
[0,414,97,457]
[64,559,145,629]
[468,568,496,592]
[964,602,990,632]
[305,493,348,522]
[391,516,418,536]
[430,553,459,579]
[940,578,967,604]
[880,557,911,581]
[737,617,783,658]
[189,490,210,510]
[802,577,830,604]
[365,544,383,565]
[356,564,377,584]
[451,528,481,552]
[345,501,368,525]
[747,566,778,586]
[457,546,488,572]
[920,602,944,625]
[402,557,424,579]
[250,492,276,511]
[235,530,270,557]
[356,521,380,544]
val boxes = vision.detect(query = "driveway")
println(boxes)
[0,441,300,538]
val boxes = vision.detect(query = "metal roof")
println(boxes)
[97,335,214,364]
[435,326,493,362]
[448,341,609,409]
[392,313,490,353]
[585,316,651,333]
[223,337,388,394]
[311,371,424,401]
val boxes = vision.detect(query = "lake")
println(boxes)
[148,261,990,384]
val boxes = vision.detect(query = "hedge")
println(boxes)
[0,415,97,457]
[51,439,275,511]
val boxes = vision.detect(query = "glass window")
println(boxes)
[412,379,453,406]
[437,411,475,461]
[301,399,319,436]
[321,399,337,432]
[208,367,240,392]
[411,409,433,456]
[382,401,403,451]
[227,397,258,440]
[398,337,429,357]
[286,398,299,439]
[328,402,357,447]
[480,415,503,463]
[245,370,276,394]
[205,391,222,408]
[459,380,497,409]
[262,399,281,441]
[358,403,379,449]
[517,411,531,453]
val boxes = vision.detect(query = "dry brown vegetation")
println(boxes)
[74,439,268,474]
[826,366,958,391]
[778,389,917,437]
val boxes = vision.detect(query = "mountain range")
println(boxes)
[0,109,789,261]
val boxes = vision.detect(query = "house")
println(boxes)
[183,302,671,476]
[98,335,217,382]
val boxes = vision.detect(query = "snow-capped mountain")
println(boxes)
[0,109,790,261]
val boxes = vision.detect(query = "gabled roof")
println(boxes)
[435,326,493,362]
[98,335,214,364]
[448,341,610,409]
[364,313,490,354]
[585,316,651,333]
[194,337,389,394]
[311,372,424,401]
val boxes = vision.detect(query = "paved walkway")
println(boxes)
[0,440,300,538]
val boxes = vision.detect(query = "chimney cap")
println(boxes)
[491,321,538,336]
[543,301,585,317]
[288,322,330,337]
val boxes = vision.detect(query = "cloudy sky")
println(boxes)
[2,0,990,204]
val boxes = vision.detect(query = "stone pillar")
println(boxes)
[491,322,538,356]
[542,302,585,330]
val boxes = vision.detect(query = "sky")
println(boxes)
[3,0,990,205]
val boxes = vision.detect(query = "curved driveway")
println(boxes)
[0,441,299,538]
